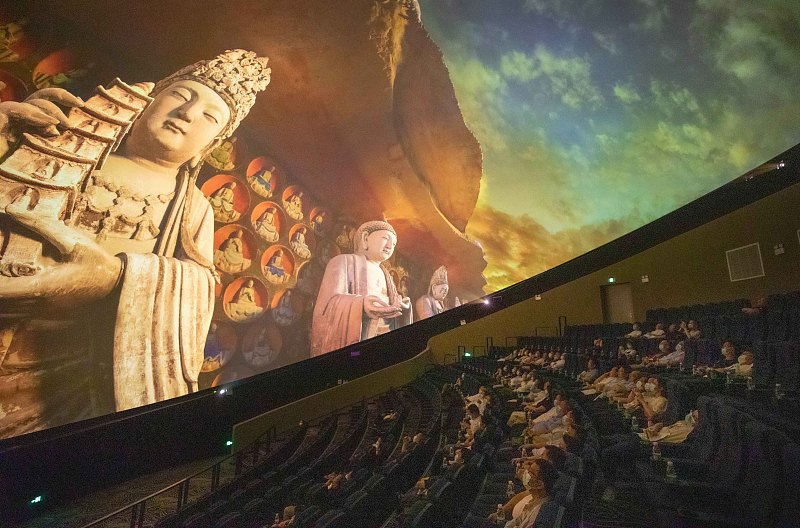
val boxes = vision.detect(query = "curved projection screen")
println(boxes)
[1,0,799,440]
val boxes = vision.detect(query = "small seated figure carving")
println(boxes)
[283,191,304,221]
[254,206,279,243]
[208,181,240,223]
[225,279,263,322]
[249,164,274,197]
[264,248,290,284]
[289,226,311,259]
[272,289,298,326]
[214,229,251,274]
[208,137,236,170]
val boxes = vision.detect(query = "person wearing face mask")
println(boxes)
[634,377,668,423]
[489,458,561,528]
[680,319,701,340]
[725,350,754,377]
[712,341,738,369]
[607,371,642,402]
[633,340,670,367]
[656,340,686,367]
[577,358,600,384]
[600,366,629,396]
[644,323,666,339]
[641,409,699,443]
[625,323,643,338]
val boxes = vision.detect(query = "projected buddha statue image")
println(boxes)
[0,49,270,437]
[249,163,276,198]
[208,181,241,223]
[290,225,312,259]
[283,189,304,221]
[415,265,449,320]
[225,278,265,322]
[253,205,280,242]
[214,228,251,273]
[263,247,292,284]
[207,136,238,171]
[311,220,412,357]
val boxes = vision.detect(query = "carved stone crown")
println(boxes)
[430,265,448,289]
[153,49,271,138]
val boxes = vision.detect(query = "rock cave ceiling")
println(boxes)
[50,0,488,299]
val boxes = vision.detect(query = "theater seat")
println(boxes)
[643,406,749,509]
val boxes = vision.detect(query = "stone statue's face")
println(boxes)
[432,283,449,301]
[362,229,396,263]
[128,79,230,166]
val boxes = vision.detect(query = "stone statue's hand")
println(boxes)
[0,202,122,316]
[364,295,402,319]
[0,88,84,157]
[26,88,84,125]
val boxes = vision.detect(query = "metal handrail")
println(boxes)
[79,397,373,528]
[80,430,271,528]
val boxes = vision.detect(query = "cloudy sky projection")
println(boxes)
[419,0,800,292]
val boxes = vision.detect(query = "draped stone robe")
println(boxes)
[0,176,215,438]
[311,254,412,357]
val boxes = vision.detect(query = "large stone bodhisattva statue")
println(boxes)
[311,220,412,357]
[0,50,270,438]
[415,265,449,321]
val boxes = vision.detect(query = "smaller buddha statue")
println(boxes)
[243,327,277,369]
[214,229,251,274]
[225,279,264,322]
[208,181,241,223]
[264,248,290,284]
[254,206,279,243]
[283,190,304,221]
[249,164,275,197]
[201,322,230,372]
[296,263,321,296]
[208,136,237,170]
[272,289,298,326]
[289,226,312,259]
[415,266,449,321]
[398,275,409,299]
[335,224,353,252]
[311,210,326,236]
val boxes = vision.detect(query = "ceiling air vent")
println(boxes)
[726,243,765,282]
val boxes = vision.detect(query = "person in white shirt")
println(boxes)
[577,359,599,384]
[725,350,754,377]
[548,352,566,371]
[466,404,483,434]
[626,323,643,338]
[465,386,488,408]
[644,323,666,339]
[634,377,668,423]
[499,459,561,528]
[680,319,701,340]
[656,340,686,367]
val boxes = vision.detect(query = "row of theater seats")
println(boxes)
[564,291,800,344]
[459,375,596,528]
[379,366,514,528]
[508,336,800,395]
[635,394,800,527]
[152,375,454,528]
[460,351,800,527]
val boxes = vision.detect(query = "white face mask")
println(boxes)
[522,469,531,487]
[738,355,747,365]
[644,383,655,392]
[636,380,644,390]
